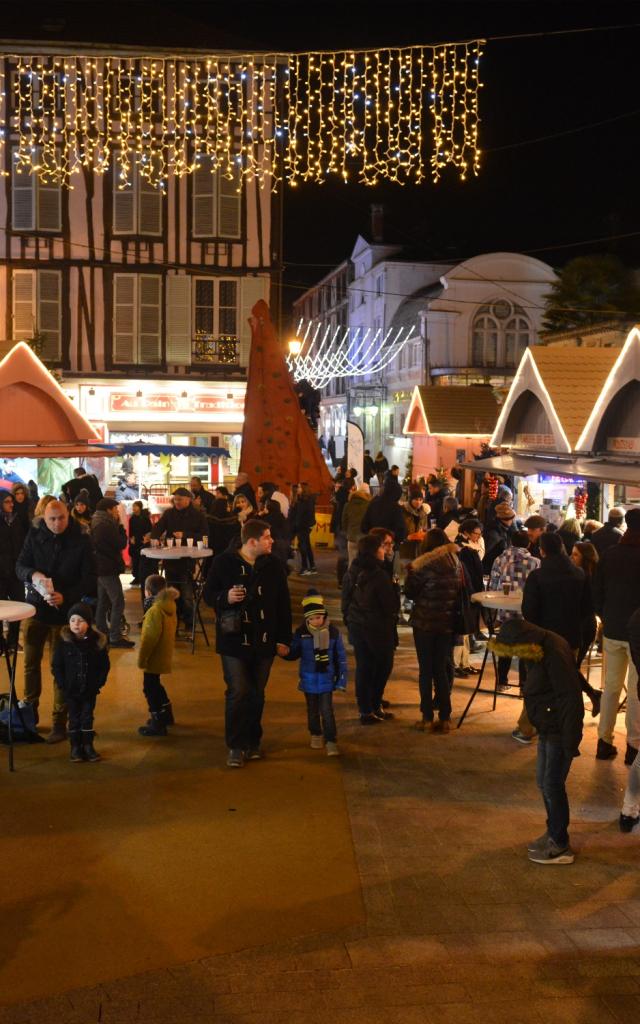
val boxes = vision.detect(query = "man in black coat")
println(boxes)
[91,498,134,649]
[591,507,625,556]
[204,518,292,767]
[16,500,97,741]
[522,530,593,653]
[593,507,640,764]
[490,618,584,864]
[151,487,209,634]
[62,466,103,511]
[190,475,215,513]
[360,476,407,545]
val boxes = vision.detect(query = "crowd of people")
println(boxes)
[2,460,640,866]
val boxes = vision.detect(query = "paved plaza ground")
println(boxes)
[2,551,639,1023]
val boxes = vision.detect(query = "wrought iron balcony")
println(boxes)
[192,332,240,366]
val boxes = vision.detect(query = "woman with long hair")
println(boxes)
[571,540,601,715]
[232,492,255,525]
[404,528,463,733]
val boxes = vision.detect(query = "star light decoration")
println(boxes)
[0,40,483,191]
[286,319,418,390]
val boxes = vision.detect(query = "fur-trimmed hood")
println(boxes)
[488,618,545,661]
[60,624,108,649]
[410,542,459,574]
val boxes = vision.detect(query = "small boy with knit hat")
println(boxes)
[51,602,110,762]
[137,574,179,736]
[286,589,347,755]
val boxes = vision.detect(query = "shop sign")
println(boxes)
[607,437,640,453]
[515,433,555,448]
[538,475,586,484]
[109,392,242,414]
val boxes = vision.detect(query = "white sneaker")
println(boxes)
[326,742,340,756]
[310,735,324,749]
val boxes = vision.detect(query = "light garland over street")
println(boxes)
[287,320,417,389]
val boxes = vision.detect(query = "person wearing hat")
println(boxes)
[285,589,347,756]
[593,506,640,764]
[150,488,208,636]
[51,602,110,762]
[91,498,134,649]
[524,514,547,560]
[482,501,518,574]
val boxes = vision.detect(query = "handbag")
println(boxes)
[0,694,44,744]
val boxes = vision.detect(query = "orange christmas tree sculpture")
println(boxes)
[239,300,333,500]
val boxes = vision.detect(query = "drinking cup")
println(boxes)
[197,540,204,550]
[502,582,511,596]
[187,537,194,548]
[202,536,208,548]
[166,537,174,548]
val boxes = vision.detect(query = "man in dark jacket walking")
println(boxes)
[591,507,625,556]
[360,476,407,545]
[151,487,208,634]
[490,618,584,864]
[204,518,292,767]
[91,498,134,649]
[16,501,97,742]
[593,507,640,763]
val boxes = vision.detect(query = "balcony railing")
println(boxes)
[192,333,240,367]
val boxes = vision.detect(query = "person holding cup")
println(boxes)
[150,488,208,639]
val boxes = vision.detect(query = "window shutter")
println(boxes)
[11,154,35,231]
[218,165,241,238]
[239,276,269,368]
[192,156,216,237]
[37,271,62,359]
[37,177,62,232]
[113,274,136,362]
[12,270,36,339]
[166,274,192,365]
[113,156,136,233]
[138,168,162,235]
[139,275,162,364]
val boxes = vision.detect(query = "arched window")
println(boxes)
[470,301,531,368]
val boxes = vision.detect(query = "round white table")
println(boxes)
[0,600,36,771]
[140,547,213,652]
[457,590,523,729]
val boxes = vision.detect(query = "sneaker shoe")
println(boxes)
[619,813,640,833]
[306,568,318,575]
[512,728,533,745]
[360,713,379,725]
[527,831,549,853]
[625,743,639,766]
[326,742,340,756]
[374,708,395,720]
[596,738,618,760]
[45,726,67,744]
[528,840,574,865]
[110,637,135,649]
[244,747,263,760]
[226,748,244,768]
[310,735,324,749]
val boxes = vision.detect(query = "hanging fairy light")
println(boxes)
[286,319,418,390]
[1,41,483,191]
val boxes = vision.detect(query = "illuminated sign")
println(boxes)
[607,437,640,453]
[108,392,243,414]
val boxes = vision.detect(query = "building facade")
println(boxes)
[0,50,281,486]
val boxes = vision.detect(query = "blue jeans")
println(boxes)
[352,638,394,716]
[413,630,453,722]
[305,691,336,741]
[536,735,573,847]
[220,654,273,750]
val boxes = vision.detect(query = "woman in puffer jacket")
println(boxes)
[404,528,463,733]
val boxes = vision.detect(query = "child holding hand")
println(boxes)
[286,589,347,756]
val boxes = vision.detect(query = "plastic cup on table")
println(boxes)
[197,540,204,550]
[166,537,174,548]
[202,536,208,548]
[151,539,159,549]
[502,582,511,596]
[187,538,194,548]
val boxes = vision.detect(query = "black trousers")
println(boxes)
[143,672,170,714]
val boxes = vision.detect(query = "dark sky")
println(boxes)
[2,1,640,314]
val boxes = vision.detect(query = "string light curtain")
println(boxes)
[0,41,483,191]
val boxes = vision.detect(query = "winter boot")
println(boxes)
[69,731,85,763]
[138,713,167,737]
[82,731,101,762]
[159,702,175,726]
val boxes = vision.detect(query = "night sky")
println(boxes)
[2,1,639,316]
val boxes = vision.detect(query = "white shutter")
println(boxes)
[11,153,35,231]
[192,156,216,237]
[218,165,241,238]
[166,274,192,365]
[239,276,269,368]
[37,177,62,232]
[37,271,61,359]
[12,270,36,339]
[139,275,162,364]
[113,155,135,233]
[138,167,162,235]
[113,274,136,362]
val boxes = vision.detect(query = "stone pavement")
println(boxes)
[2,552,639,1023]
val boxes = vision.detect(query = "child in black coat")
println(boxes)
[52,602,110,763]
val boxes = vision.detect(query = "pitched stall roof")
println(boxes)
[528,347,621,450]
[404,385,499,437]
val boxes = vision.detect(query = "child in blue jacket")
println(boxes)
[287,589,347,756]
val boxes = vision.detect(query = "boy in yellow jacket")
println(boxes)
[137,574,179,737]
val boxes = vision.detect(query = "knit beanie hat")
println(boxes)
[172,487,192,498]
[495,502,516,522]
[302,589,327,621]
[67,602,93,625]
